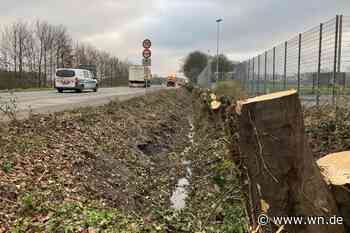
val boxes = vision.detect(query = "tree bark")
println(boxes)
[236,90,344,233]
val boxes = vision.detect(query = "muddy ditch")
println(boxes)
[170,119,194,210]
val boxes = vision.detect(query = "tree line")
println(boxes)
[182,51,237,84]
[0,20,129,89]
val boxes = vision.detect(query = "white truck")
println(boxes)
[128,65,151,88]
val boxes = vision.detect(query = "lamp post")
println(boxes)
[216,18,223,82]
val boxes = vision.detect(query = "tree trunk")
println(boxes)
[50,51,54,87]
[235,90,344,233]
[18,38,23,79]
[38,45,43,88]
[56,48,60,68]
[317,151,350,231]
[44,50,47,87]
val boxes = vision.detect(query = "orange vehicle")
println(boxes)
[167,74,177,87]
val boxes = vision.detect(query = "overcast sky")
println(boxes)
[1,0,350,76]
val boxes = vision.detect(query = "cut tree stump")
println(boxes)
[318,151,350,231]
[235,90,344,233]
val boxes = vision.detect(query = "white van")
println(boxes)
[55,68,98,93]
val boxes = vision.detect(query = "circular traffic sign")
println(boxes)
[143,39,152,49]
[143,48,152,59]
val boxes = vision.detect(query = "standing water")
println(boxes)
[170,120,194,210]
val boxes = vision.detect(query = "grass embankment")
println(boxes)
[0,85,248,233]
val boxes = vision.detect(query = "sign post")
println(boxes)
[142,39,152,90]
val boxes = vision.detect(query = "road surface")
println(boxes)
[0,86,163,120]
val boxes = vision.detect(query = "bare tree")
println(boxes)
[43,23,55,86]
[0,26,10,71]
[1,21,31,78]
[35,20,46,86]
[16,22,31,78]
[1,24,18,73]
[24,27,36,74]
[53,25,72,68]
[0,19,129,89]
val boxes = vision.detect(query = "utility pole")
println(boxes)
[216,18,223,82]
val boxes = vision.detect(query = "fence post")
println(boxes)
[317,23,323,106]
[258,55,261,95]
[333,15,339,105]
[273,47,276,90]
[338,15,343,85]
[264,51,267,94]
[298,33,302,93]
[243,62,246,90]
[284,41,287,90]
[336,15,343,122]
[247,59,251,93]
[252,58,255,95]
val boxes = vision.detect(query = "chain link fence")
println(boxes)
[197,59,214,88]
[197,58,235,89]
[236,15,350,106]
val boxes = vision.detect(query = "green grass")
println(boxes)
[11,200,143,233]
[0,87,54,93]
[245,81,350,96]
[214,80,245,99]
[2,160,14,173]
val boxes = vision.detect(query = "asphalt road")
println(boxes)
[0,86,163,120]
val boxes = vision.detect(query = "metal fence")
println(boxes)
[236,15,350,106]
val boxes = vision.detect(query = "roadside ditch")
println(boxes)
[0,87,247,233]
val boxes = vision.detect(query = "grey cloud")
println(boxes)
[0,0,349,75]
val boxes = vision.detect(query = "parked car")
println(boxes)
[55,68,98,93]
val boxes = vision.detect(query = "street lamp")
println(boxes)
[216,18,223,82]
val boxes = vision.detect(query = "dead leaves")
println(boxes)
[0,89,194,231]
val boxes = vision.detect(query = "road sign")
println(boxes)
[143,58,151,66]
[143,39,152,49]
[143,49,152,59]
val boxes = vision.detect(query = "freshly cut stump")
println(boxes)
[236,90,344,233]
[318,151,350,230]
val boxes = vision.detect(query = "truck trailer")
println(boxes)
[128,65,151,88]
